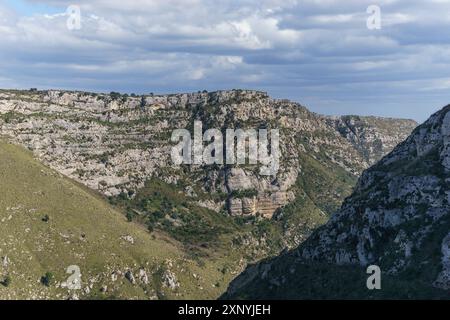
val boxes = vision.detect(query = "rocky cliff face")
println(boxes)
[326,115,418,166]
[223,105,450,299]
[300,106,450,273]
[0,89,416,220]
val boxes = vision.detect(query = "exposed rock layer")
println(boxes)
[0,89,416,218]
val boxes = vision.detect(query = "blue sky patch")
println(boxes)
[5,0,61,16]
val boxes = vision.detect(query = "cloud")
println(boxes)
[1,0,450,121]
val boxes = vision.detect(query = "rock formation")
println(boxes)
[223,105,450,299]
[0,89,416,218]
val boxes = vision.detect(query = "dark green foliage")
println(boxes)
[1,275,11,287]
[229,189,258,199]
[223,260,449,300]
[99,154,109,164]
[110,92,122,100]
[41,272,54,287]
[126,211,134,222]
[295,152,356,215]
[140,96,146,109]
[109,178,238,248]
[1,111,17,124]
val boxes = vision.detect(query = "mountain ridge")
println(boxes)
[223,104,450,299]
[0,88,417,251]
[0,88,419,299]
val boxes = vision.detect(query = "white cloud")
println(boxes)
[2,0,450,120]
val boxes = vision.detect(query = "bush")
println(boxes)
[126,211,134,222]
[99,154,109,164]
[41,272,54,287]
[1,276,11,287]
[230,189,258,199]
[3,112,14,124]
[110,91,122,100]
[42,215,50,222]
[140,96,146,109]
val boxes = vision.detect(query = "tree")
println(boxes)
[110,91,121,100]
[140,96,146,109]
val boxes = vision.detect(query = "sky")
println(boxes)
[1,1,450,122]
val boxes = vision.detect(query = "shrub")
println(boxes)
[2,276,11,287]
[230,189,258,199]
[99,154,109,164]
[140,96,146,109]
[110,91,121,100]
[41,272,54,287]
[126,211,134,222]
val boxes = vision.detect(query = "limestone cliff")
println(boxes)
[0,89,416,219]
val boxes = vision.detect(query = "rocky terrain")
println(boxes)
[223,105,450,299]
[0,89,416,219]
[0,88,418,300]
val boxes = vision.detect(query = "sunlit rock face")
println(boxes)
[0,89,416,218]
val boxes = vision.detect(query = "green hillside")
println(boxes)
[0,139,237,300]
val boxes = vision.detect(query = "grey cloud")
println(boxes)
[1,0,450,121]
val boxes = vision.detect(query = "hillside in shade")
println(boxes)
[223,105,450,300]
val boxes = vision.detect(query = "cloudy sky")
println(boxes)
[1,0,450,121]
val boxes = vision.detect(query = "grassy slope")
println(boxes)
[0,140,237,300]
[106,150,356,278]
